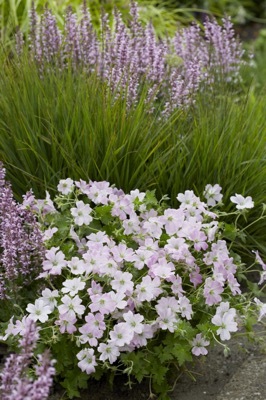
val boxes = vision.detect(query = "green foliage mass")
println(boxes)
[0,45,265,261]
[1,0,266,47]
[0,0,197,45]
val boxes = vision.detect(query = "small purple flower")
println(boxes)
[203,277,224,306]
[191,333,210,356]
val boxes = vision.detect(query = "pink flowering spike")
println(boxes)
[0,165,45,298]
[0,319,55,400]
[30,350,56,400]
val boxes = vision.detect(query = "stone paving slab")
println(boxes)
[171,325,266,400]
[216,354,266,400]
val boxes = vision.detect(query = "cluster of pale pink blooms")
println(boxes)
[2,178,265,377]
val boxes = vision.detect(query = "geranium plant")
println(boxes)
[1,175,266,399]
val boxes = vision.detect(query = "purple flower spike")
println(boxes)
[0,163,45,299]
[0,319,55,400]
[18,2,246,115]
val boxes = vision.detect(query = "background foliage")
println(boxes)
[1,0,266,45]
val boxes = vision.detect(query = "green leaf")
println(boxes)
[143,190,159,208]
[60,368,88,399]
[154,344,174,363]
[171,342,193,366]
[244,314,258,333]
[150,363,168,386]
[246,281,262,297]
[175,320,196,340]
[197,322,211,334]
[52,336,77,373]
[121,351,150,383]
[222,223,237,241]
[94,205,113,225]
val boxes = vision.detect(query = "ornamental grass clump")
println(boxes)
[14,1,246,115]
[2,176,265,398]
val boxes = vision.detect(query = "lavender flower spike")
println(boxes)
[0,162,45,299]
[0,319,56,400]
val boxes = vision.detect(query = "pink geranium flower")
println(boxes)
[191,333,210,356]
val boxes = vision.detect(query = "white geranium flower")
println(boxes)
[70,200,93,226]
[62,277,86,296]
[230,194,254,210]
[57,178,74,195]
[254,298,266,321]
[26,299,52,323]
[204,184,223,206]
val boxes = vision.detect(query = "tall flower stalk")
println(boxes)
[15,1,246,116]
[0,319,55,400]
[0,162,44,300]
